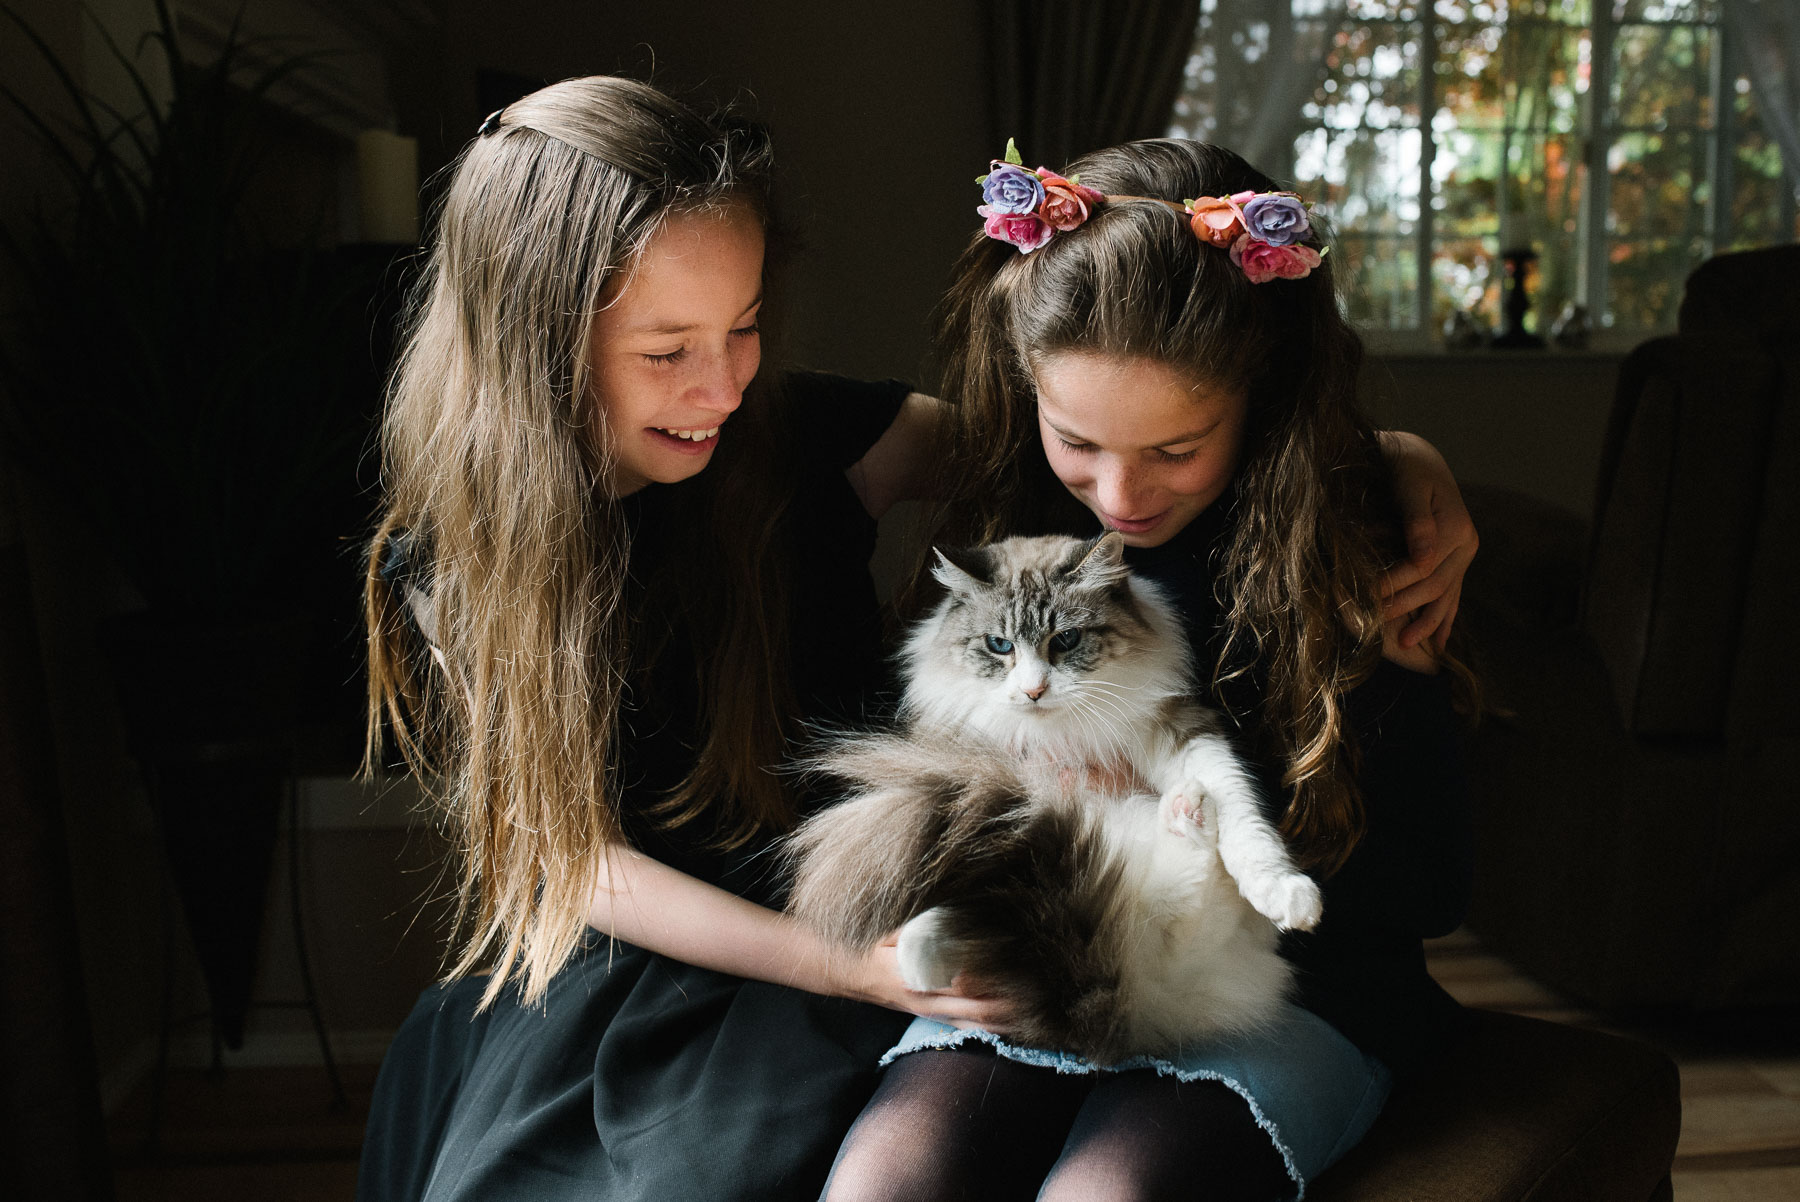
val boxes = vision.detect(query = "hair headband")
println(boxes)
[976,140,1328,284]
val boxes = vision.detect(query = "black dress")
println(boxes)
[357,374,914,1202]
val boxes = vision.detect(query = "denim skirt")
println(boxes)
[884,1001,1390,1200]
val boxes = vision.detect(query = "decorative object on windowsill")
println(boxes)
[1442,309,1492,352]
[1490,247,1546,349]
[1550,302,1591,351]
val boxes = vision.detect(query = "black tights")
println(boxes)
[821,1046,1292,1202]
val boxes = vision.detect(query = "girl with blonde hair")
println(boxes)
[359,79,1474,1201]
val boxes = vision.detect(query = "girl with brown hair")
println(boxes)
[823,140,1478,1200]
[358,79,1473,1201]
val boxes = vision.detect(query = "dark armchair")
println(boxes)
[1462,245,1800,1010]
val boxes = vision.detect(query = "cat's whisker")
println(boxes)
[1067,690,1136,741]
[1067,696,1131,758]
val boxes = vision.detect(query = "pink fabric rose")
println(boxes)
[1035,169,1106,232]
[980,205,1054,253]
[1229,235,1323,283]
[1187,195,1247,247]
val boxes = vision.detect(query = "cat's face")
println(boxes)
[903,533,1186,750]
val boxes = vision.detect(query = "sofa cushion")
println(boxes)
[1311,1010,1680,1201]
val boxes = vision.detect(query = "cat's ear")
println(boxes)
[1066,531,1129,587]
[931,545,991,592]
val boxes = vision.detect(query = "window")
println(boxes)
[1171,0,1797,341]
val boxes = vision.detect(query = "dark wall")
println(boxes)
[393,0,994,385]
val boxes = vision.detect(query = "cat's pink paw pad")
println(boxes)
[1158,787,1207,837]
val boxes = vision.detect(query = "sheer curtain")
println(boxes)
[1725,0,1800,197]
[1167,0,1349,182]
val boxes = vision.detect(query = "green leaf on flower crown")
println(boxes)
[1068,173,1080,184]
[976,173,989,184]
[1003,137,1023,166]
[1319,246,1331,258]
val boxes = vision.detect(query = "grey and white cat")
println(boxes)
[784,532,1322,1064]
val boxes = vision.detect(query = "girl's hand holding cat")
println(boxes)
[843,933,1017,1034]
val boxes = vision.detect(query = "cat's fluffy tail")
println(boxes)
[782,733,1031,950]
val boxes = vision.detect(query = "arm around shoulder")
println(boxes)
[845,392,950,519]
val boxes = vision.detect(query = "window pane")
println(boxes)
[1727,75,1797,248]
[1611,23,1714,129]
[1608,236,1708,326]
[1309,21,1426,132]
[1433,126,1504,239]
[1436,19,1508,132]
[1609,130,1712,238]
[1296,126,1425,232]
[1429,234,1502,329]
[1333,234,1423,324]
[1729,137,1793,248]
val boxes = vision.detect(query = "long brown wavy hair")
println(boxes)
[363,77,800,1006]
[924,138,1455,875]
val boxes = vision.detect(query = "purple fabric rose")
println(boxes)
[979,205,1054,253]
[981,163,1046,216]
[1241,194,1311,247]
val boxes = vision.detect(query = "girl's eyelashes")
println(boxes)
[1055,436,1200,464]
[641,325,758,366]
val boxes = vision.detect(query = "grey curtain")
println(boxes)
[1725,0,1800,197]
[1169,0,1348,181]
[989,0,1205,169]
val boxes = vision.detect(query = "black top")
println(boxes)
[613,370,907,902]
[1121,491,1473,1078]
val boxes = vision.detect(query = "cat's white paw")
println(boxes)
[1242,872,1323,932]
[1158,784,1211,841]
[895,908,959,992]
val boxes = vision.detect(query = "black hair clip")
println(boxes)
[478,109,504,137]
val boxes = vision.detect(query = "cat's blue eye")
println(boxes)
[1049,629,1083,653]
[984,635,1014,655]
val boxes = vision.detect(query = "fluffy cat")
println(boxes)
[784,532,1321,1064]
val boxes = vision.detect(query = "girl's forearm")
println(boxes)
[585,843,864,1000]
[584,844,1024,1032]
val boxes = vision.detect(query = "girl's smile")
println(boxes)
[1033,353,1248,549]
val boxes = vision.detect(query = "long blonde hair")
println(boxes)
[364,77,794,1006]
[926,139,1468,875]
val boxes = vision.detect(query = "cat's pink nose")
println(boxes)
[1024,682,1048,701]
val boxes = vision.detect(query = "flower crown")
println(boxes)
[976,140,1329,284]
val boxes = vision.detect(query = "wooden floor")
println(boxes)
[105,930,1800,1200]
[1425,928,1800,1202]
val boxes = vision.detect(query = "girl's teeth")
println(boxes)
[660,427,719,441]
